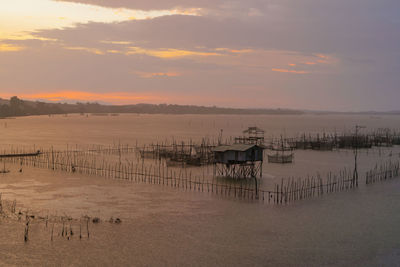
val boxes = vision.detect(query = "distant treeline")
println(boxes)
[0,96,303,117]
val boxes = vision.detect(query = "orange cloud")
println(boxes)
[171,8,203,16]
[315,54,337,64]
[214,48,254,54]
[135,71,181,78]
[0,90,222,106]
[107,49,123,54]
[271,68,309,74]
[127,47,220,58]
[64,46,105,55]
[100,40,132,45]
[0,91,159,104]
[0,43,24,52]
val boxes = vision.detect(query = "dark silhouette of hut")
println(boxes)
[213,144,264,179]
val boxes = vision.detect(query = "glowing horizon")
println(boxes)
[0,0,398,111]
[0,91,161,105]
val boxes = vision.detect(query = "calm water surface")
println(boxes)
[0,114,400,266]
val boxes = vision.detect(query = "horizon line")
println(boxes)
[0,96,399,114]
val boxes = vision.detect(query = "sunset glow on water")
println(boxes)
[1,0,400,266]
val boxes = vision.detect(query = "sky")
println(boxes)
[0,0,399,111]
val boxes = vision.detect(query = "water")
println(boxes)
[1,113,399,148]
[0,114,400,266]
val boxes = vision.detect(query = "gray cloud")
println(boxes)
[1,0,399,111]
[55,0,268,12]
[41,0,400,58]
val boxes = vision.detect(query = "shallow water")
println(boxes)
[0,114,400,266]
[1,113,399,148]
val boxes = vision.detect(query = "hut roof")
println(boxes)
[213,144,265,152]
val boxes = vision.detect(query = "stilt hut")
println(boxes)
[213,144,264,179]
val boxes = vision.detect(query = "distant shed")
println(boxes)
[213,144,264,164]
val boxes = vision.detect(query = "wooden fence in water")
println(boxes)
[0,148,361,205]
[366,161,400,185]
[268,170,357,204]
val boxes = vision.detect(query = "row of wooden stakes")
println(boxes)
[1,149,367,205]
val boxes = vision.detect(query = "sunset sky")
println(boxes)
[0,0,399,111]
